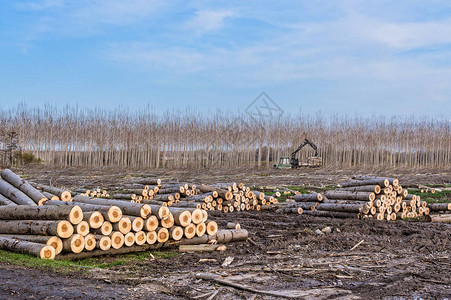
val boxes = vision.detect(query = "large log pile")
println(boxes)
[281,176,445,221]
[0,170,248,260]
[76,180,277,213]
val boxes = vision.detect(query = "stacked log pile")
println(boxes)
[0,169,248,260]
[97,180,277,213]
[282,176,442,221]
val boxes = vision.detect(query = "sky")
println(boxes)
[1,0,451,116]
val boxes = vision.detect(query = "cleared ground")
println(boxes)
[0,167,449,299]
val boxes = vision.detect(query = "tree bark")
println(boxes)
[430,214,451,223]
[44,200,122,223]
[0,234,62,255]
[294,193,323,202]
[0,205,82,224]
[324,191,375,201]
[0,237,55,259]
[336,185,381,194]
[33,184,72,201]
[0,193,17,206]
[316,203,370,213]
[302,210,359,218]
[0,169,48,205]
[427,203,451,211]
[0,178,36,206]
[73,195,150,219]
[0,220,73,238]
[342,178,389,188]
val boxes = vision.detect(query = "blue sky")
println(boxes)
[1,0,451,116]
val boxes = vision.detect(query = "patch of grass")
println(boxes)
[323,185,336,190]
[0,250,103,272]
[152,250,178,259]
[287,186,310,194]
[407,189,451,203]
[0,249,178,272]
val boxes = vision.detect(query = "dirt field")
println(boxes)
[0,167,450,299]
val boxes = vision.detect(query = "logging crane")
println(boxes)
[274,138,322,169]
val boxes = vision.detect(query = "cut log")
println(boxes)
[110,232,125,249]
[287,202,318,211]
[179,244,226,252]
[62,234,84,253]
[44,200,122,223]
[160,213,175,228]
[147,205,169,219]
[167,208,192,227]
[94,234,111,251]
[0,234,62,255]
[0,237,55,259]
[55,229,247,259]
[316,203,370,213]
[83,211,104,229]
[0,220,73,238]
[336,185,381,194]
[302,210,359,218]
[342,178,389,188]
[0,205,82,225]
[84,234,96,251]
[278,207,303,214]
[184,223,196,239]
[206,221,218,235]
[93,221,113,236]
[201,210,208,223]
[124,232,135,247]
[135,231,147,245]
[112,217,132,234]
[198,185,233,200]
[145,215,159,232]
[127,216,144,232]
[294,193,323,202]
[0,169,48,205]
[323,199,373,206]
[72,195,150,219]
[169,226,184,241]
[324,191,375,201]
[34,184,71,201]
[42,192,59,201]
[146,231,157,244]
[0,193,17,206]
[180,229,248,245]
[196,222,206,237]
[427,203,451,211]
[0,179,36,206]
[76,221,90,236]
[152,194,174,202]
[112,194,136,200]
[430,214,451,223]
[156,227,169,243]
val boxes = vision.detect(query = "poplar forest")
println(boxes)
[0,105,450,169]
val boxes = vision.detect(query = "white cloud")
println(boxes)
[72,0,164,25]
[184,10,235,35]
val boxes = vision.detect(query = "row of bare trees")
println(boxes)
[0,105,450,169]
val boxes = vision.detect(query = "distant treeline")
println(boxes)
[0,105,450,169]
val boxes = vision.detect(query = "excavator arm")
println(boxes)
[290,138,319,168]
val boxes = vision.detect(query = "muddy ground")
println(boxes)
[0,167,450,299]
